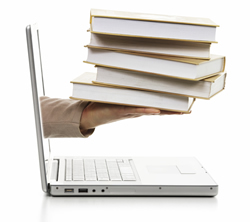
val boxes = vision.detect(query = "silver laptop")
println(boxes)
[26,23,218,197]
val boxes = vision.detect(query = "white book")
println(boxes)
[90,9,219,43]
[85,47,226,81]
[94,67,227,99]
[88,33,211,59]
[70,72,195,113]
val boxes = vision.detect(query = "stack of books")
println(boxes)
[70,9,227,113]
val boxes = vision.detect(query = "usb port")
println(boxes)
[78,188,88,193]
[64,188,74,193]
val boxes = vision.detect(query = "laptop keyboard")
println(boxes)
[65,159,136,181]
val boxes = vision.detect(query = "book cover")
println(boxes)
[84,47,226,81]
[87,33,211,59]
[90,9,219,27]
[70,72,195,113]
[94,67,227,99]
[90,9,218,43]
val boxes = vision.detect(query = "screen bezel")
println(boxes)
[26,24,50,193]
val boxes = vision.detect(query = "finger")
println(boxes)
[123,106,161,115]
[160,110,183,115]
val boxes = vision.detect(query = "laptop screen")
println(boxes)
[26,24,50,193]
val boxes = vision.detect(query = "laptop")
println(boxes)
[26,23,218,197]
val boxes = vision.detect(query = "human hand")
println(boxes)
[80,102,183,134]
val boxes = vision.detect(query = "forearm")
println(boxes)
[40,96,94,138]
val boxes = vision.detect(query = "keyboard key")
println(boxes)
[110,176,122,181]
[122,176,136,181]
[85,176,97,181]
[65,159,72,181]
[98,176,109,181]
[73,159,84,181]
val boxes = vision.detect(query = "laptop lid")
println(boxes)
[26,24,50,193]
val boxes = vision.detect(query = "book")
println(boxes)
[84,47,226,81]
[94,67,227,100]
[87,33,211,59]
[70,72,195,113]
[90,9,219,43]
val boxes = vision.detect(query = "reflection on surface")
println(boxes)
[39,194,218,221]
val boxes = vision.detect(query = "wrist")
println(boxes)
[80,109,95,136]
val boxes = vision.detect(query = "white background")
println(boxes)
[1,0,249,221]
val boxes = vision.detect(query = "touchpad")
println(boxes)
[147,165,180,174]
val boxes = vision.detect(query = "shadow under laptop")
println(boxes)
[39,194,218,221]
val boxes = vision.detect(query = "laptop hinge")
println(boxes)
[47,183,51,194]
